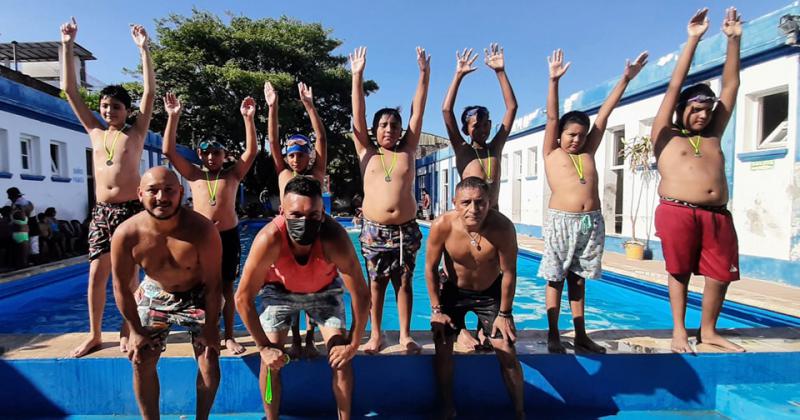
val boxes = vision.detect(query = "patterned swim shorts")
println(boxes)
[538,209,605,282]
[359,218,422,282]
[135,276,206,349]
[88,200,143,261]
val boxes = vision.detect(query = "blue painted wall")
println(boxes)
[1,352,797,417]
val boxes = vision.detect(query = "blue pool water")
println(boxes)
[0,220,796,334]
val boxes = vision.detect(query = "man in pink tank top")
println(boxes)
[235,176,370,420]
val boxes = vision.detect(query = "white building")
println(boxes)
[417,4,800,287]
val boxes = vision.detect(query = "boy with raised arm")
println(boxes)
[264,80,328,357]
[350,46,430,354]
[442,43,517,208]
[235,177,370,420]
[61,17,155,358]
[161,93,258,355]
[539,49,647,354]
[650,8,744,354]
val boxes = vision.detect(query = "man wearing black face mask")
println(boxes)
[110,166,223,420]
[235,176,370,420]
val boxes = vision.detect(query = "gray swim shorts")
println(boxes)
[259,278,346,333]
[537,209,605,282]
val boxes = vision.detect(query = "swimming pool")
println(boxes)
[0,219,796,334]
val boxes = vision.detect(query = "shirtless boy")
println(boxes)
[651,7,744,353]
[235,176,370,420]
[350,46,430,353]
[112,167,222,420]
[539,48,647,354]
[426,177,524,419]
[161,92,258,354]
[442,43,517,208]
[265,81,328,357]
[61,17,155,358]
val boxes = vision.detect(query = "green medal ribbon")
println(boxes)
[264,354,291,405]
[472,146,492,182]
[378,145,398,182]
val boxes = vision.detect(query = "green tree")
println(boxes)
[129,9,377,209]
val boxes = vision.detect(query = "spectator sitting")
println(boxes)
[44,207,67,257]
[10,208,30,268]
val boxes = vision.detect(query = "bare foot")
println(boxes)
[671,330,694,354]
[70,335,102,358]
[363,335,384,355]
[547,334,567,354]
[574,336,607,354]
[698,331,745,352]
[225,338,246,355]
[287,335,303,360]
[399,336,421,355]
[456,329,480,352]
[119,336,129,354]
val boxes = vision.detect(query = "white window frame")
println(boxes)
[608,126,626,170]
[757,89,789,150]
[746,86,790,151]
[20,133,41,175]
[50,140,68,177]
[526,146,538,177]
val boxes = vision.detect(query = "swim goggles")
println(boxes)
[198,140,227,152]
[282,134,312,155]
[684,94,718,104]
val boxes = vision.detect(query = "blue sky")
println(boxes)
[0,0,793,137]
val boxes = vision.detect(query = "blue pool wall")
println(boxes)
[2,352,799,417]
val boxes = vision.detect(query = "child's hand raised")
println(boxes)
[297,82,314,105]
[131,24,149,49]
[349,47,367,75]
[548,49,570,80]
[163,92,182,117]
[240,96,256,119]
[416,46,431,73]
[484,43,505,72]
[264,81,278,107]
[60,17,78,44]
[722,7,742,39]
[623,51,649,81]
[455,48,478,76]
[687,8,710,39]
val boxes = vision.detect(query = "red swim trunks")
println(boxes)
[654,198,740,282]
